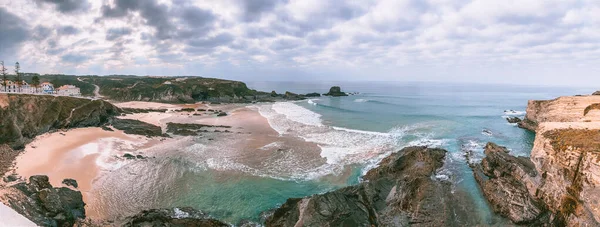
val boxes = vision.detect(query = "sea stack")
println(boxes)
[323,86,348,97]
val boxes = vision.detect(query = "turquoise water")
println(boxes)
[94,81,594,225]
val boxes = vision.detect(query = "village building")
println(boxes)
[40,82,55,94]
[56,85,81,96]
[1,80,80,96]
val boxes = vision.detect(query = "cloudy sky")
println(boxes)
[0,0,599,85]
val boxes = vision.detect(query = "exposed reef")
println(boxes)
[266,146,479,226]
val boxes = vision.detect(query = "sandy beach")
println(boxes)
[8,101,332,221]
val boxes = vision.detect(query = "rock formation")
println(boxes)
[110,118,164,137]
[471,143,548,224]
[518,95,600,131]
[0,94,120,149]
[0,175,85,227]
[474,94,600,226]
[266,146,479,226]
[506,116,521,123]
[119,207,229,227]
[323,86,348,97]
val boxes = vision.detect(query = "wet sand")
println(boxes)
[14,128,151,218]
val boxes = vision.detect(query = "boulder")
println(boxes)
[323,86,348,97]
[121,207,229,227]
[266,146,479,226]
[62,178,78,188]
[303,92,321,97]
[1,175,85,227]
[593,91,600,95]
[506,116,522,123]
[471,143,547,224]
[283,92,304,100]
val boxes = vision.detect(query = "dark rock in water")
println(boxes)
[123,153,136,159]
[517,118,537,131]
[62,178,79,188]
[506,116,522,123]
[323,86,348,97]
[167,123,231,136]
[271,91,279,97]
[283,91,305,100]
[111,118,163,137]
[217,112,228,117]
[266,146,479,226]
[593,91,600,95]
[471,142,547,224]
[303,92,321,97]
[482,129,493,136]
[1,175,85,227]
[121,207,229,227]
[136,155,145,159]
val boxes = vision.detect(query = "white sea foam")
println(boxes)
[307,99,318,105]
[259,141,283,150]
[354,99,368,103]
[271,102,323,126]
[503,110,526,116]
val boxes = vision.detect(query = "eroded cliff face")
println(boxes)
[531,124,600,226]
[519,96,600,131]
[0,94,120,149]
[266,146,480,227]
[475,95,600,226]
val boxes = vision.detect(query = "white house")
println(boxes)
[41,82,55,94]
[56,85,80,96]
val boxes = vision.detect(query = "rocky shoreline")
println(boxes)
[469,94,600,226]
[3,91,600,226]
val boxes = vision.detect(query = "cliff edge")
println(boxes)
[473,94,600,226]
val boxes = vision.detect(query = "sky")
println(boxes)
[0,0,599,86]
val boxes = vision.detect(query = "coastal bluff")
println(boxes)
[472,94,600,226]
[0,93,120,150]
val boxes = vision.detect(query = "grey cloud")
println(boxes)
[61,53,89,63]
[58,25,80,36]
[181,7,215,28]
[187,33,234,48]
[32,25,51,41]
[242,0,286,22]
[106,27,133,41]
[0,8,30,58]
[101,0,174,40]
[270,38,303,50]
[36,0,89,13]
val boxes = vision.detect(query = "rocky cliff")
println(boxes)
[0,176,86,227]
[0,94,120,150]
[518,95,600,131]
[266,146,479,227]
[474,95,600,226]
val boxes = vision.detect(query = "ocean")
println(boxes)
[92,81,593,224]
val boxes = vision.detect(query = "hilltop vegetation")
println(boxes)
[86,76,261,103]
[13,74,266,103]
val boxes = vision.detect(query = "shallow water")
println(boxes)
[92,81,593,224]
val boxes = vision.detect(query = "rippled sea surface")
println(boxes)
[96,81,593,224]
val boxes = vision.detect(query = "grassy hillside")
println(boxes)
[12,74,270,103]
